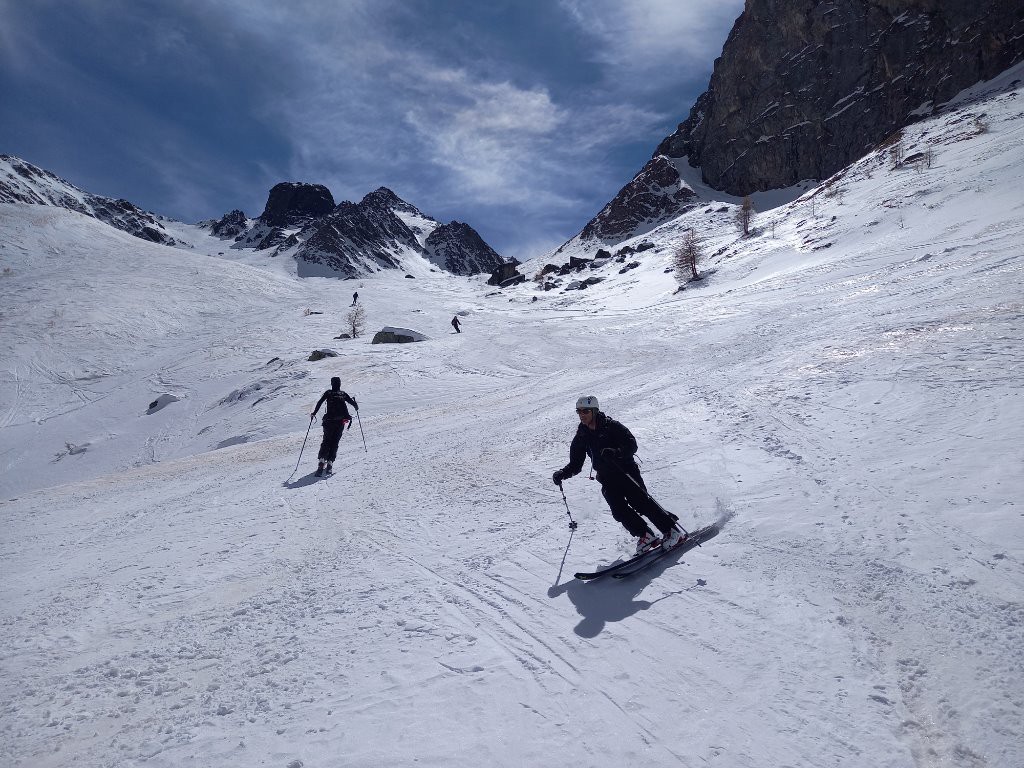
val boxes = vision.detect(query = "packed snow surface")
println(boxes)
[1,69,1022,767]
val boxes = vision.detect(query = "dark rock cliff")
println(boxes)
[571,0,1024,246]
[661,0,1024,194]
[258,182,335,227]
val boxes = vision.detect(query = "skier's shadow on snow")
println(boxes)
[548,531,717,639]
[282,471,323,489]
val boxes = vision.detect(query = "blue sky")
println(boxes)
[0,0,744,260]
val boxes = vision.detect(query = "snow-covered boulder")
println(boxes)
[371,326,429,344]
[146,393,181,413]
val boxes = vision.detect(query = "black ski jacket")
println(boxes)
[558,411,640,485]
[314,389,358,424]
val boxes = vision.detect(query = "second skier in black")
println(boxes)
[553,395,684,554]
[311,376,358,476]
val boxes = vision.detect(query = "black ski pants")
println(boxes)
[317,419,347,462]
[600,468,677,538]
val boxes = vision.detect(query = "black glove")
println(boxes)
[310,413,316,421]
[552,469,565,486]
[352,400,358,410]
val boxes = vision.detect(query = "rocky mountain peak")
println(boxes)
[294,198,425,278]
[360,186,423,216]
[424,221,505,276]
[258,182,335,227]
[567,155,698,248]
[1,154,503,279]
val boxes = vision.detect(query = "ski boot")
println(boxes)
[661,526,687,550]
[635,531,660,555]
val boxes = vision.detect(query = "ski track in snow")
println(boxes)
[2,70,1024,767]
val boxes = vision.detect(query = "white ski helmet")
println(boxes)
[576,395,599,411]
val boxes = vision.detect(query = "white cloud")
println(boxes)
[184,1,681,215]
[401,70,571,206]
[559,0,744,93]
[3,0,742,250]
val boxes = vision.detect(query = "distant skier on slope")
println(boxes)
[451,315,461,333]
[352,291,359,306]
[310,376,358,476]
[552,396,685,554]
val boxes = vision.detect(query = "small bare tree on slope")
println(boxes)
[736,195,754,237]
[674,228,702,285]
[346,304,366,338]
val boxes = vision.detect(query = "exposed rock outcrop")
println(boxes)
[259,182,335,227]
[566,155,698,247]
[208,209,249,239]
[486,260,525,287]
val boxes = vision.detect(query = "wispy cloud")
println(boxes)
[559,0,744,93]
[402,69,568,206]
[1,0,744,259]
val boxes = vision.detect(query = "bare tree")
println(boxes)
[674,228,701,284]
[736,195,754,236]
[889,137,905,169]
[345,304,366,338]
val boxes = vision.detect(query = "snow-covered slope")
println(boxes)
[0,155,180,246]
[1,69,1022,767]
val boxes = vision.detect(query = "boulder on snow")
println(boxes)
[308,349,339,361]
[371,326,429,344]
[487,260,524,286]
[499,273,527,288]
[147,393,181,413]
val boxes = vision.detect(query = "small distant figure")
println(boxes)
[451,315,462,333]
[352,291,359,306]
[310,376,358,477]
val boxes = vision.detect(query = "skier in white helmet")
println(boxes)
[552,396,685,554]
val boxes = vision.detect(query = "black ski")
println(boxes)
[574,543,665,581]
[611,523,719,579]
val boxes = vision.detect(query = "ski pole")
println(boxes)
[355,411,367,452]
[294,415,314,473]
[557,481,578,530]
